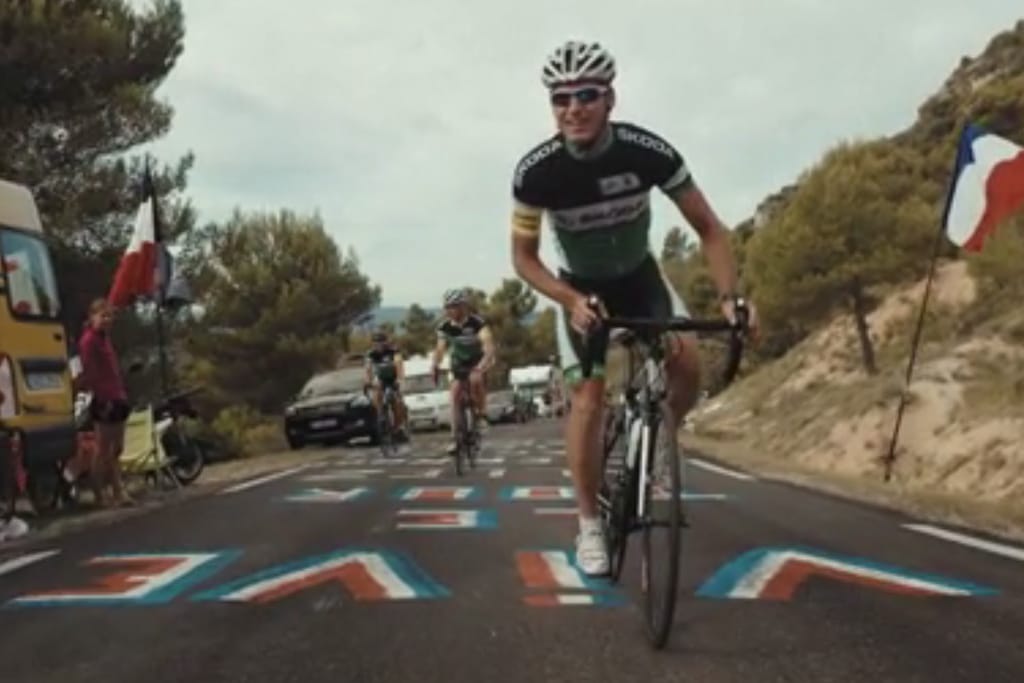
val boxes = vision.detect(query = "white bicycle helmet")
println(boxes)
[541,40,616,88]
[443,288,467,306]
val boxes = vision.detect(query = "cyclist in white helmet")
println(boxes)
[431,288,496,455]
[509,40,760,575]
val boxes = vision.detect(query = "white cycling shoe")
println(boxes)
[575,525,610,576]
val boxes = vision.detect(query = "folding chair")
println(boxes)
[119,407,180,490]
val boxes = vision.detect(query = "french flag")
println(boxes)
[107,171,163,308]
[942,123,1024,252]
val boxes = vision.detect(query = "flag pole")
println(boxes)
[146,159,171,397]
[882,121,968,482]
[881,221,945,481]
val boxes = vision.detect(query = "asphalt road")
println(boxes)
[1,419,1023,683]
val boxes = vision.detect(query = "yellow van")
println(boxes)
[0,179,75,491]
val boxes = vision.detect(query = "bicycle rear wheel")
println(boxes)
[640,402,681,649]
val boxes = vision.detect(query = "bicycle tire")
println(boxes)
[465,405,478,469]
[453,398,466,477]
[641,402,681,650]
[600,404,632,583]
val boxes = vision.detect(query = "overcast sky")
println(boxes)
[145,1,1022,307]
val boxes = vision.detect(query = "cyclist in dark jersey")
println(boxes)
[431,288,496,454]
[510,40,760,575]
[365,331,409,437]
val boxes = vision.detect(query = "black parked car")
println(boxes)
[283,366,378,449]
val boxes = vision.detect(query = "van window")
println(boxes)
[0,228,61,320]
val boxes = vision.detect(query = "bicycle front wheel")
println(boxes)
[640,402,682,650]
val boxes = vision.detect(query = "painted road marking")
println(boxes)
[689,458,755,481]
[652,488,731,501]
[221,466,309,493]
[501,486,574,501]
[0,550,60,578]
[408,457,448,465]
[524,593,624,607]
[368,457,407,466]
[283,487,372,503]
[520,456,552,465]
[903,524,1024,563]
[561,469,571,478]
[392,468,443,480]
[476,457,506,465]
[303,470,383,482]
[193,549,448,603]
[394,486,480,501]
[696,546,998,600]
[8,552,241,607]
[534,507,578,517]
[396,509,497,530]
[516,550,611,590]
[489,468,506,479]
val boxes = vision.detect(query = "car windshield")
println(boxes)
[404,373,448,394]
[0,227,61,320]
[299,368,364,398]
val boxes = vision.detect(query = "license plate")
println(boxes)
[309,418,338,430]
[26,372,62,391]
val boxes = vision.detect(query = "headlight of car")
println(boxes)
[350,395,371,408]
[285,405,297,416]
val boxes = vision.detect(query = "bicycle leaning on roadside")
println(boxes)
[581,295,749,650]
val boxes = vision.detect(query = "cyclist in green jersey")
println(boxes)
[365,330,409,437]
[431,288,496,454]
[509,40,761,575]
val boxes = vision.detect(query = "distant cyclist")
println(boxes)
[509,40,760,575]
[431,288,496,454]
[365,330,409,438]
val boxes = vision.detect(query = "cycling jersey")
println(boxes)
[437,315,486,369]
[511,121,693,279]
[367,344,400,384]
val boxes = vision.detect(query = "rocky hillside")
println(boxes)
[687,19,1024,537]
[692,259,1024,533]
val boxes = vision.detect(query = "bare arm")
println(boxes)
[669,183,738,298]
[510,206,598,332]
[431,337,447,369]
[512,233,580,309]
[395,353,405,380]
[477,326,496,370]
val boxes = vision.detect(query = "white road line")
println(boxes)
[903,524,1024,563]
[489,469,506,479]
[689,458,755,482]
[0,550,60,577]
[221,465,310,494]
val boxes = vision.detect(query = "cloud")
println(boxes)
[146,0,1023,305]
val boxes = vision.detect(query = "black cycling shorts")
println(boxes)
[556,253,690,383]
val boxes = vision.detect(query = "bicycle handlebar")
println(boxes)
[579,296,749,388]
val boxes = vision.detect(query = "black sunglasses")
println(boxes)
[550,87,606,107]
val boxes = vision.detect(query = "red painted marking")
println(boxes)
[524,594,559,606]
[761,559,940,600]
[417,490,459,501]
[403,513,461,525]
[526,487,564,500]
[251,563,387,603]
[516,552,558,589]
[28,557,182,597]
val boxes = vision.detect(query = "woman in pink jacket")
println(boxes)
[78,299,134,507]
